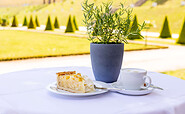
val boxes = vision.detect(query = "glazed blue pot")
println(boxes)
[90,43,124,83]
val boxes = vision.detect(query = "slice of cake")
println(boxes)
[56,71,95,93]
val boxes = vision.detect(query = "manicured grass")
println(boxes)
[162,69,185,80]
[0,30,166,61]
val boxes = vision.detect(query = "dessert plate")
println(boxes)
[46,81,108,97]
[111,82,154,96]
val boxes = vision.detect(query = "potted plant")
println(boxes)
[82,0,145,83]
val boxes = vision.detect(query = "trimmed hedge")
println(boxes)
[65,15,75,33]
[177,19,185,44]
[28,15,36,29]
[11,16,18,27]
[159,16,171,38]
[128,15,141,40]
[54,16,60,29]
[73,16,79,31]
[35,16,40,27]
[22,16,28,26]
[45,15,54,31]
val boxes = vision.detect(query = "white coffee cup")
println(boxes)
[118,68,152,90]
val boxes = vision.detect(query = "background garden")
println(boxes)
[0,0,185,79]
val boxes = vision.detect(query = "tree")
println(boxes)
[54,16,60,29]
[22,16,28,26]
[73,15,79,31]
[11,15,18,27]
[45,15,54,31]
[128,15,141,40]
[2,19,9,26]
[65,15,75,33]
[28,15,36,29]
[177,19,185,44]
[35,16,40,27]
[159,16,171,38]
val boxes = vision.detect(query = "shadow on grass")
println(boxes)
[152,0,168,5]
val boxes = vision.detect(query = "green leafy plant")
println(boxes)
[11,15,18,27]
[82,0,145,44]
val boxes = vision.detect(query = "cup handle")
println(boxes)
[143,75,152,89]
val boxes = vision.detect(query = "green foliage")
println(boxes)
[0,17,2,24]
[35,16,40,27]
[1,19,9,26]
[54,16,60,29]
[82,0,145,44]
[65,15,75,33]
[159,16,171,38]
[28,15,36,29]
[22,16,28,26]
[128,15,141,40]
[11,15,18,27]
[45,15,54,31]
[177,19,185,44]
[73,16,79,30]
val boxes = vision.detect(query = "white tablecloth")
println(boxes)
[0,66,185,114]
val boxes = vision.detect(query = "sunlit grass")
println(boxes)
[0,30,167,61]
[162,69,185,80]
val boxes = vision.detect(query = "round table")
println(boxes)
[0,66,185,114]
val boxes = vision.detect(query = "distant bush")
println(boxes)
[128,15,141,40]
[22,16,28,26]
[45,15,54,31]
[11,15,18,27]
[159,16,171,38]
[0,17,2,24]
[177,19,185,44]
[1,19,9,26]
[35,16,40,27]
[54,16,60,29]
[65,15,75,33]
[28,15,36,29]
[73,16,79,31]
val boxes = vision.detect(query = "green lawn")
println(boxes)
[0,30,166,61]
[162,69,185,80]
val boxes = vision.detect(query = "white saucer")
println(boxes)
[111,82,154,96]
[46,81,108,97]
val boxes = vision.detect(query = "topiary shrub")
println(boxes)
[177,19,185,44]
[1,19,9,26]
[28,15,36,29]
[45,15,54,31]
[65,15,75,33]
[0,17,2,24]
[73,15,79,31]
[54,16,60,29]
[35,16,40,27]
[128,15,141,40]
[159,16,171,38]
[11,15,18,27]
[22,16,28,26]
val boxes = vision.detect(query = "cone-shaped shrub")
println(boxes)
[159,16,171,38]
[54,16,60,29]
[0,17,2,24]
[28,15,36,29]
[11,15,18,27]
[65,15,75,33]
[22,16,28,26]
[128,15,141,40]
[35,16,40,27]
[177,19,185,44]
[73,16,79,31]
[45,15,54,31]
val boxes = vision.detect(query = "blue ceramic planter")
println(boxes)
[90,43,124,83]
